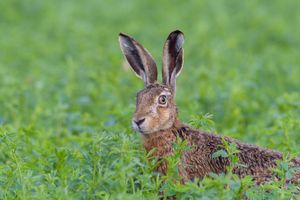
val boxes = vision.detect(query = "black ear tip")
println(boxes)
[173,30,184,35]
[119,32,127,37]
[167,30,184,41]
[119,32,130,40]
[119,32,133,46]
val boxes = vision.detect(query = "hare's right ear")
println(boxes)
[162,30,184,93]
[119,33,157,86]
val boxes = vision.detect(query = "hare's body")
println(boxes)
[119,30,300,185]
[143,119,300,184]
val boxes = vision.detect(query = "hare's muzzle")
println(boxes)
[132,117,146,133]
[134,118,145,126]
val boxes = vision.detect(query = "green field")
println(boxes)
[0,0,300,199]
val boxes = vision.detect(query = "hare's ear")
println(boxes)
[119,33,157,86]
[162,30,184,92]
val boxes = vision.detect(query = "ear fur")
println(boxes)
[119,33,157,86]
[162,30,184,93]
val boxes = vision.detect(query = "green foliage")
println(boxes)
[189,113,216,132]
[0,0,300,199]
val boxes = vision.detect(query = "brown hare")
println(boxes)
[118,30,300,185]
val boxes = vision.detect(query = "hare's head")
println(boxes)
[119,30,184,134]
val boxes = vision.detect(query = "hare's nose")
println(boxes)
[134,118,145,126]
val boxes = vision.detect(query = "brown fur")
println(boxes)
[142,119,300,184]
[119,30,300,185]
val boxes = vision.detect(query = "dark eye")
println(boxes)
[158,95,167,105]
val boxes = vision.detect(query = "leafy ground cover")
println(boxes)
[0,0,299,199]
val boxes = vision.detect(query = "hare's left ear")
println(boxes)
[119,33,157,86]
[162,30,184,93]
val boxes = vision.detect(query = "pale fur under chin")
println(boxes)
[134,119,175,135]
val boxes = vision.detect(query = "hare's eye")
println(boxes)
[158,95,167,105]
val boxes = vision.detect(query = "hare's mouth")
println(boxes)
[132,120,154,134]
[132,120,144,133]
[133,125,148,134]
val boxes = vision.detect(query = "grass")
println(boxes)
[0,0,300,199]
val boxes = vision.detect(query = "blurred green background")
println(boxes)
[0,0,299,199]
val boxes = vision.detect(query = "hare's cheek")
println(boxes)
[147,118,157,130]
[158,108,171,123]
